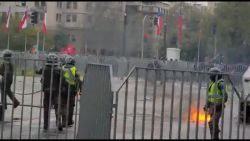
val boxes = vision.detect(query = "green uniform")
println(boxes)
[61,65,81,127]
[207,79,228,139]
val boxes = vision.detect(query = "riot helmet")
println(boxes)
[209,67,222,82]
[65,55,75,65]
[2,49,12,61]
[46,53,59,65]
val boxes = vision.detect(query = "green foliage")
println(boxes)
[166,2,250,63]
[54,31,69,51]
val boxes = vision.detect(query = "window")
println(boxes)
[21,1,26,6]
[41,2,46,7]
[57,2,60,8]
[56,13,59,21]
[72,14,77,22]
[86,3,92,10]
[60,2,62,8]
[35,2,39,7]
[73,2,77,9]
[66,14,71,22]
[59,14,61,22]
[71,35,76,42]
[66,2,71,9]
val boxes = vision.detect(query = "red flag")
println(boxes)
[177,15,183,44]
[18,9,28,32]
[156,16,164,35]
[42,12,47,34]
[3,6,11,32]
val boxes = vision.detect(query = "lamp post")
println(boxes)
[122,2,127,57]
[141,15,148,60]
[197,8,203,70]
[197,29,201,70]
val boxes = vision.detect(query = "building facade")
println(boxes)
[0,1,170,57]
[27,1,89,52]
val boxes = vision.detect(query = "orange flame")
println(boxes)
[190,106,211,123]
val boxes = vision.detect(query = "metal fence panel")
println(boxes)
[112,67,248,139]
[77,64,113,139]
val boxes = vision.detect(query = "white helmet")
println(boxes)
[65,55,75,65]
[209,67,221,73]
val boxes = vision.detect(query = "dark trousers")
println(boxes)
[208,104,223,139]
[61,87,76,125]
[68,94,75,124]
[1,83,19,109]
[43,91,56,129]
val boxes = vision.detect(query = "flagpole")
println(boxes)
[24,32,27,52]
[42,33,45,52]
[7,32,10,50]
[37,30,39,54]
[141,15,147,60]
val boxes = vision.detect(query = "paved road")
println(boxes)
[1,76,250,139]
[1,76,80,139]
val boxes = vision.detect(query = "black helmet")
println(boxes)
[65,55,75,65]
[46,53,59,64]
[59,54,70,65]
[2,49,12,57]
[2,49,12,61]
[209,67,222,82]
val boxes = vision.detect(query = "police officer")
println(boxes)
[0,50,20,109]
[61,55,81,127]
[37,53,61,130]
[204,67,228,139]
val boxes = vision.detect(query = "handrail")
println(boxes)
[227,74,241,100]
[116,66,136,93]
[115,66,242,101]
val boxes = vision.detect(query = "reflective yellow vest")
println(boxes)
[208,79,226,103]
[63,65,77,86]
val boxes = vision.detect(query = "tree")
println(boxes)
[54,31,69,51]
[214,2,250,63]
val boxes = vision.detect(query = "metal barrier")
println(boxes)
[0,52,248,139]
[0,57,81,139]
[2,51,247,81]
[111,67,249,139]
[77,64,113,139]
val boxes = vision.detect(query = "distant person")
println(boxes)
[61,56,82,128]
[203,67,228,139]
[0,50,20,110]
[36,53,62,131]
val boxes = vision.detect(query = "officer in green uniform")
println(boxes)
[61,55,81,127]
[204,67,228,139]
[37,53,62,131]
[0,50,20,110]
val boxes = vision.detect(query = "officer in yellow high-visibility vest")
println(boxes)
[203,67,228,139]
[61,55,81,128]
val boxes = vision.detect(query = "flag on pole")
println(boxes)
[3,6,11,32]
[42,12,47,34]
[18,8,28,32]
[156,8,164,36]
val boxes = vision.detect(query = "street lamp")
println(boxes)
[141,15,148,60]
[197,9,203,70]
